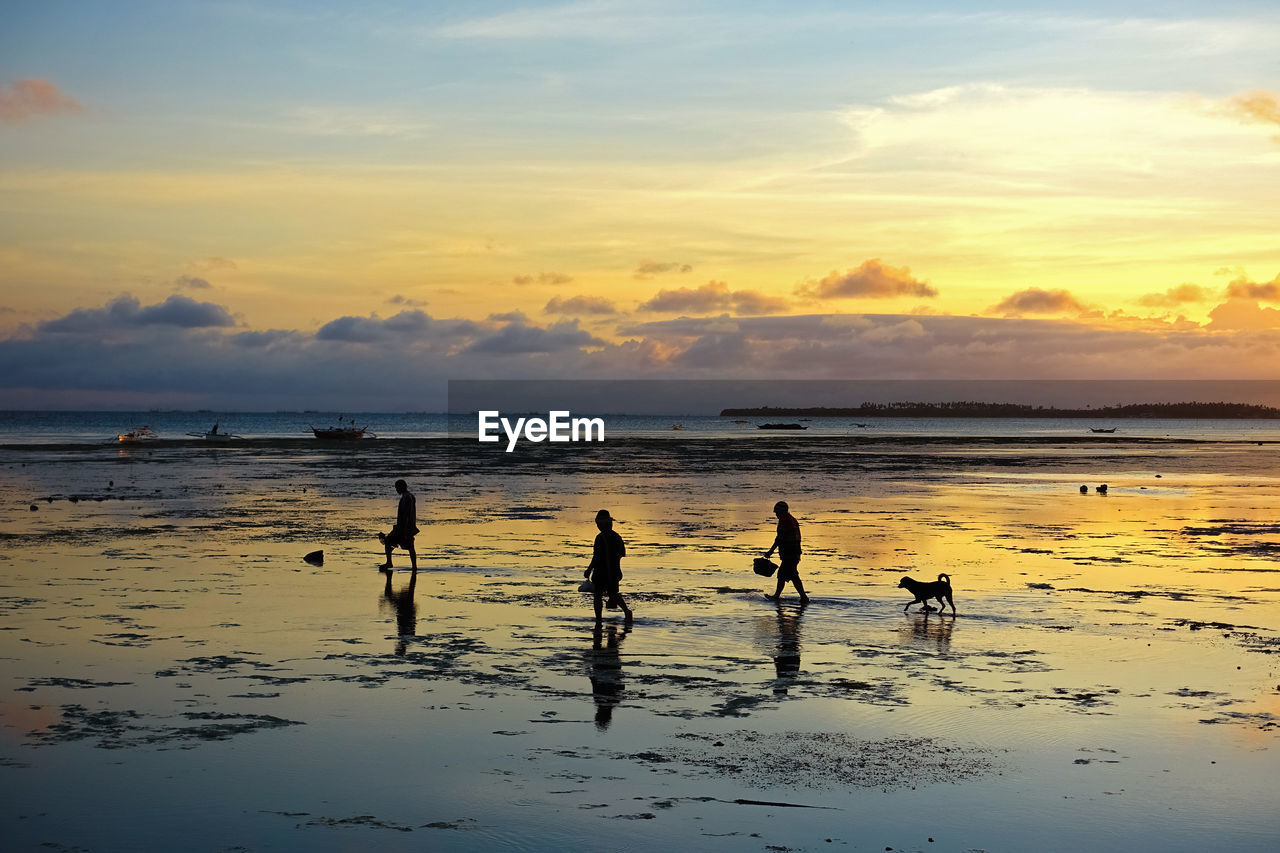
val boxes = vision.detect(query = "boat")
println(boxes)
[187,423,239,441]
[758,423,807,430]
[1090,427,1117,434]
[116,426,158,443]
[671,424,684,430]
[310,418,375,439]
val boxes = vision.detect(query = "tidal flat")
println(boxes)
[1,436,1278,851]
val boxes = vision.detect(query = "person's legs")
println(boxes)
[406,539,417,572]
[381,540,394,569]
[792,575,810,605]
[593,590,605,621]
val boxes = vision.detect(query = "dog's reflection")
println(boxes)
[586,622,630,730]
[899,610,954,649]
[379,570,417,656]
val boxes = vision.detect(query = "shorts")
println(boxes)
[777,553,800,582]
[385,528,415,549]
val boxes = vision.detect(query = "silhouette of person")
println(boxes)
[380,569,417,656]
[585,509,632,622]
[770,605,803,694]
[379,479,418,571]
[586,621,629,729]
[764,500,810,605]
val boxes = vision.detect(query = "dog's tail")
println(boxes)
[937,572,951,586]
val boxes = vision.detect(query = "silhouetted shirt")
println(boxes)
[774,512,801,558]
[396,491,417,536]
[589,529,625,583]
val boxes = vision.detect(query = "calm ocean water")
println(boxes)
[1,409,1279,444]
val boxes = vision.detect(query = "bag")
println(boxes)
[578,579,595,593]
[753,557,778,577]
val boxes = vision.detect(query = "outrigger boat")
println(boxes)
[757,423,807,430]
[1090,427,1117,434]
[116,426,158,443]
[310,418,375,440]
[187,423,239,441]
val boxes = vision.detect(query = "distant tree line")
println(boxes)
[719,401,1280,419]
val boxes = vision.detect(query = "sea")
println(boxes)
[2,409,1280,445]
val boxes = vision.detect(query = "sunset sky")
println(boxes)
[2,1,1278,410]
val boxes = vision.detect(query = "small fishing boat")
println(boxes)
[671,424,684,430]
[310,418,375,439]
[758,423,807,430]
[187,423,238,441]
[116,426,158,443]
[1090,427,1117,434]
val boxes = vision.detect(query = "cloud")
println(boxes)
[0,79,82,123]
[39,295,234,334]
[466,319,606,354]
[316,309,432,342]
[175,275,213,290]
[639,281,789,315]
[1206,299,1280,331]
[801,260,937,299]
[989,288,1090,317]
[387,294,427,307]
[634,260,692,279]
[513,271,573,286]
[545,295,618,315]
[1225,273,1280,301]
[488,310,529,323]
[189,257,238,273]
[1136,284,1212,308]
[1225,90,1280,128]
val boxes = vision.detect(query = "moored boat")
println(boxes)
[757,423,807,430]
[116,426,158,443]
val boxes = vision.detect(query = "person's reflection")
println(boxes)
[770,604,803,695]
[586,621,630,730]
[379,570,417,656]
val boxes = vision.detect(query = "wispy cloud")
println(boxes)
[1136,284,1212,308]
[514,271,573,286]
[634,260,692,280]
[0,79,82,123]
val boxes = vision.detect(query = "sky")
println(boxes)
[1,0,1278,410]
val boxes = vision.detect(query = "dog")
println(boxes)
[898,573,955,614]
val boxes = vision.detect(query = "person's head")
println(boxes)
[595,509,614,529]
[394,479,408,493]
[773,500,789,516]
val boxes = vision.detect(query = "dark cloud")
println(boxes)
[639,281,789,315]
[387,294,427,307]
[1136,284,1211,308]
[545,295,618,315]
[466,319,606,354]
[316,309,431,342]
[230,330,298,348]
[634,260,692,279]
[802,259,937,299]
[488,310,529,323]
[1225,274,1280,301]
[175,275,213,290]
[989,288,1089,317]
[513,272,573,286]
[39,295,234,334]
[0,78,82,123]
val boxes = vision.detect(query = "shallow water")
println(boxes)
[1,437,1277,851]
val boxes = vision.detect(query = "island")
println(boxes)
[720,401,1280,419]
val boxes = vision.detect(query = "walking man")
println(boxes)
[764,500,809,605]
[379,479,418,572]
[585,509,632,622]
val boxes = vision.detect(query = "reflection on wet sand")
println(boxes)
[770,605,803,695]
[379,570,417,656]
[900,612,955,649]
[586,622,629,730]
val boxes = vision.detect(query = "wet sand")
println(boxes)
[1,436,1278,851]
